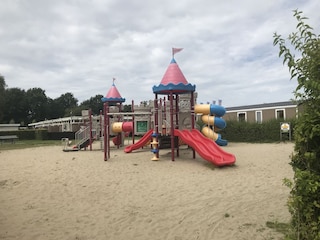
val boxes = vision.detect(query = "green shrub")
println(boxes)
[220,119,296,143]
[274,10,320,239]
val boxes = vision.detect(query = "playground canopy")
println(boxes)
[152,58,196,94]
[101,82,125,103]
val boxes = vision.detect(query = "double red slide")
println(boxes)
[124,128,235,167]
[174,129,236,167]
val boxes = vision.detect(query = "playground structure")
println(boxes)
[100,50,236,166]
[59,49,235,166]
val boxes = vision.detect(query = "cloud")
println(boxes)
[0,0,319,108]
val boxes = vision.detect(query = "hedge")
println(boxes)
[219,119,296,143]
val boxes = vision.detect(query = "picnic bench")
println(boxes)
[0,135,19,144]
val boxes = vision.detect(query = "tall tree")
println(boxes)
[79,94,104,115]
[122,104,132,112]
[0,74,6,122]
[26,88,49,123]
[54,93,78,117]
[274,10,320,239]
[3,88,28,124]
[46,97,61,119]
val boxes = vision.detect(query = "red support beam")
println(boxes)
[169,92,175,161]
[175,94,179,158]
[154,94,159,158]
[191,92,196,159]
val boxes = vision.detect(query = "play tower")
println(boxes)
[152,56,196,161]
[101,79,126,161]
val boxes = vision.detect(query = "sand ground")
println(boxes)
[0,142,294,240]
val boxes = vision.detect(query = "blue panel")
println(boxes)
[101,97,126,103]
[152,83,196,94]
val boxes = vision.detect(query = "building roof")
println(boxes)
[225,101,297,111]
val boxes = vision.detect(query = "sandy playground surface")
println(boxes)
[0,141,294,240]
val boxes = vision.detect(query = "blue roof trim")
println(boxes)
[101,97,126,103]
[152,83,196,94]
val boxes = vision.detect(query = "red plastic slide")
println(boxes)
[174,129,236,166]
[124,129,153,153]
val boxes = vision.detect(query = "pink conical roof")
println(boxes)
[105,83,122,99]
[160,58,188,85]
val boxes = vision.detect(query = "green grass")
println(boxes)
[0,140,61,151]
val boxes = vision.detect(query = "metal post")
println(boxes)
[117,103,122,148]
[89,109,93,151]
[175,94,179,157]
[132,100,135,144]
[163,97,167,135]
[169,92,175,161]
[107,104,110,159]
[154,94,159,158]
[191,92,195,159]
[103,103,108,161]
[103,103,111,161]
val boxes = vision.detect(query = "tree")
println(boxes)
[26,88,49,123]
[46,97,62,120]
[3,88,28,124]
[54,93,78,117]
[0,74,7,122]
[122,104,132,112]
[79,94,104,115]
[274,10,320,239]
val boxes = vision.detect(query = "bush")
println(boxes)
[274,10,320,239]
[220,119,296,143]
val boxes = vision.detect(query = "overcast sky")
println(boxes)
[1,0,319,107]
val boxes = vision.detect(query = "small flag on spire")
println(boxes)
[112,77,116,85]
[172,47,183,57]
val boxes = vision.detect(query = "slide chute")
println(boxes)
[195,104,228,146]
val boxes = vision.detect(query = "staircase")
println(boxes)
[75,126,97,149]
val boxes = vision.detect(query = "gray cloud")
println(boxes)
[0,0,319,107]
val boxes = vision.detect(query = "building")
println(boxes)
[0,124,20,132]
[224,101,300,123]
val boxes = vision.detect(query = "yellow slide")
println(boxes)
[201,126,219,141]
[195,104,228,146]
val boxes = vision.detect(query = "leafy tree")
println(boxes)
[274,10,320,239]
[0,74,6,122]
[79,94,104,115]
[46,97,62,119]
[26,88,49,123]
[122,104,132,112]
[3,88,28,124]
[54,92,78,117]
